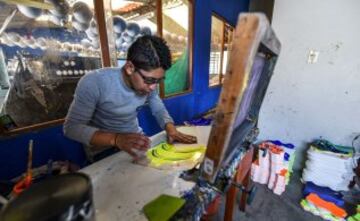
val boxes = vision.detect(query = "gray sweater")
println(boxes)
[63,67,173,146]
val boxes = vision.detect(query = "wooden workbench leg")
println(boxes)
[224,147,254,220]
[239,170,250,211]
[224,179,238,221]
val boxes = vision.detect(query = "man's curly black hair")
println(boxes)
[127,35,172,71]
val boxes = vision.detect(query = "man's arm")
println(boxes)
[91,131,150,158]
[64,74,150,156]
[146,90,174,129]
[147,91,196,144]
[63,74,101,146]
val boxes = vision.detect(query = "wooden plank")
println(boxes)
[157,0,165,98]
[94,0,113,67]
[201,13,281,183]
[1,118,64,136]
[202,15,261,182]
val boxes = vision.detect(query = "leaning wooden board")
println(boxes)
[201,13,281,183]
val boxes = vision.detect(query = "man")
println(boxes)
[64,35,196,161]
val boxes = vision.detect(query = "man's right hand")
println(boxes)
[114,133,150,159]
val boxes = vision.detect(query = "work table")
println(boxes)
[81,126,211,220]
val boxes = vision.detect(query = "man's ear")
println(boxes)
[124,61,135,75]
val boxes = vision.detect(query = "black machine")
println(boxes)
[0,173,95,221]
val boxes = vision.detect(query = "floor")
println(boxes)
[214,171,324,221]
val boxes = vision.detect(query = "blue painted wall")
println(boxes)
[0,0,249,180]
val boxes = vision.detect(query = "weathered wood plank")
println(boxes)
[201,13,280,183]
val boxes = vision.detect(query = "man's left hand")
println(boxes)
[165,123,197,144]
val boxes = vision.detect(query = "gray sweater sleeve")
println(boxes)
[63,74,100,145]
[147,90,174,129]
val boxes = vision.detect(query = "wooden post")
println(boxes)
[94,0,116,67]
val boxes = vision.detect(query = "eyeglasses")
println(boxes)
[134,68,165,85]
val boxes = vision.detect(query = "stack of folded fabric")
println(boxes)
[251,140,296,195]
[302,139,355,192]
[301,182,347,221]
[300,139,358,220]
[301,193,347,221]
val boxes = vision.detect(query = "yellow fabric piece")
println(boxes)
[143,194,185,221]
[146,143,206,167]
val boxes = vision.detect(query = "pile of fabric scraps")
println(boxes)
[301,182,347,221]
[172,179,219,220]
[176,148,247,220]
[184,117,212,126]
[251,140,296,195]
[184,108,215,126]
[302,139,355,192]
[145,142,206,170]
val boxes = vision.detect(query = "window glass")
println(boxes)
[111,1,158,60]
[209,16,223,86]
[0,0,102,129]
[109,0,192,97]
[162,0,190,96]
[209,15,234,86]
[221,24,234,83]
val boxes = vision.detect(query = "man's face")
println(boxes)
[124,61,165,96]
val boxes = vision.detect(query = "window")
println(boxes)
[209,15,234,86]
[110,0,193,98]
[162,0,192,97]
[0,0,193,133]
[0,0,103,130]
